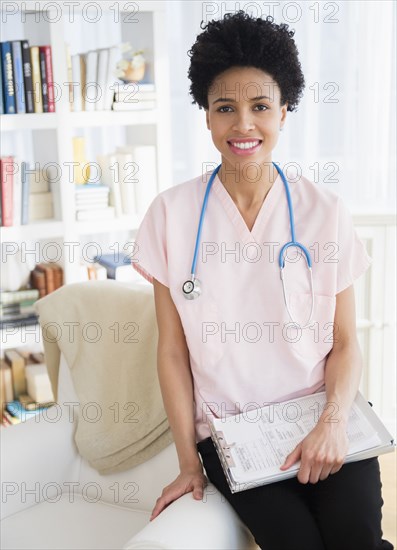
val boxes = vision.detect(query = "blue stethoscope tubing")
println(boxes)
[182,162,315,328]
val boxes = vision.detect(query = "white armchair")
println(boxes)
[1,282,258,550]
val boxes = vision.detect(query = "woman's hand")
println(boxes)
[150,466,208,521]
[279,420,349,484]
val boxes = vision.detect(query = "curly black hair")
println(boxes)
[187,11,305,112]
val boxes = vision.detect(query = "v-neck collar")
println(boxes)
[211,170,284,244]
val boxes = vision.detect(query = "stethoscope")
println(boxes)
[182,163,315,328]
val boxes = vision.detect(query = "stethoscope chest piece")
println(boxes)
[182,278,201,300]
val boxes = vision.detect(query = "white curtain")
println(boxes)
[166,0,396,213]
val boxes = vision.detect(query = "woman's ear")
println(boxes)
[205,109,210,130]
[280,103,288,127]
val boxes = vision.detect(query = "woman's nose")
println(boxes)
[232,111,256,133]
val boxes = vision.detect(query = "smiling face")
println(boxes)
[206,66,288,178]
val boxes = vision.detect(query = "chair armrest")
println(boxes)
[122,482,258,550]
[0,406,81,520]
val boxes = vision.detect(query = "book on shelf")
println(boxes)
[93,252,135,281]
[84,49,98,112]
[30,46,43,113]
[96,153,123,217]
[11,41,26,113]
[0,156,14,226]
[39,45,55,113]
[76,206,115,221]
[208,390,396,494]
[112,99,156,111]
[3,349,27,397]
[96,48,109,111]
[79,260,107,281]
[21,40,34,113]
[114,82,156,103]
[1,41,16,114]
[1,157,59,226]
[117,144,158,215]
[1,359,14,403]
[25,363,55,403]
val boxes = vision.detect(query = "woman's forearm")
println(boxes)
[157,353,202,472]
[320,341,363,427]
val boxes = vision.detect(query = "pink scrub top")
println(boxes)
[131,167,372,443]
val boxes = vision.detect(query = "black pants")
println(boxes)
[197,436,394,550]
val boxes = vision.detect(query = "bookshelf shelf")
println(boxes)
[1,113,59,131]
[75,214,142,235]
[67,109,158,128]
[1,220,65,241]
[1,2,173,351]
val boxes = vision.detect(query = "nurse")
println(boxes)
[132,10,393,550]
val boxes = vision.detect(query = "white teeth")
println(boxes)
[230,141,260,149]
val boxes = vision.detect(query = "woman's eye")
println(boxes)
[217,104,268,113]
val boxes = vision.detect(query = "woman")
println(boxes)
[132,11,393,550]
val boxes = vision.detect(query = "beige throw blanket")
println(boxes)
[34,280,173,475]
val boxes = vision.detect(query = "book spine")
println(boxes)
[80,54,86,111]
[0,55,3,114]
[1,42,16,114]
[21,40,34,113]
[38,48,49,112]
[84,50,98,112]
[39,45,55,112]
[11,41,26,113]
[95,48,108,111]
[36,263,55,294]
[0,289,39,304]
[0,157,14,226]
[4,351,27,398]
[30,46,43,113]
[71,54,82,111]
[104,45,119,110]
[65,44,73,109]
[30,269,46,297]
[12,157,22,226]
[21,161,30,224]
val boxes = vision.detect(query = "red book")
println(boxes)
[0,157,14,227]
[39,46,55,113]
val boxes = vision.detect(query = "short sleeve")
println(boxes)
[335,197,372,294]
[131,194,169,287]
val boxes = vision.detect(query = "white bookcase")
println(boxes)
[1,1,172,351]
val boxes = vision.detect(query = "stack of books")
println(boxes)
[75,183,115,221]
[112,82,156,111]
[30,262,64,298]
[1,348,55,427]
[65,44,121,112]
[0,288,40,329]
[1,40,55,114]
[96,144,158,217]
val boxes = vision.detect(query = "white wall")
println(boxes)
[165,0,396,214]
